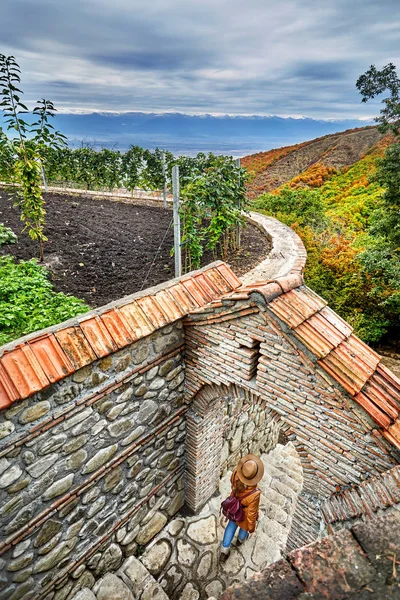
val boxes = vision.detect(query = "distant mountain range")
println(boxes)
[0,112,374,157]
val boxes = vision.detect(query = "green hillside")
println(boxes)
[251,137,400,345]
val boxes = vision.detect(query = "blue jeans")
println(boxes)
[222,520,249,548]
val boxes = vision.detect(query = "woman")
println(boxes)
[220,453,264,562]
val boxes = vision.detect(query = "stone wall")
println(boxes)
[0,323,186,600]
[220,392,281,476]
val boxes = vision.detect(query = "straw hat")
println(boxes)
[236,454,264,486]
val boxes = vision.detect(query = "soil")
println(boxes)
[0,188,271,308]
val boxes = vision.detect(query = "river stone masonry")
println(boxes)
[0,323,187,600]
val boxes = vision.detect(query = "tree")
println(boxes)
[356,63,400,342]
[356,63,400,134]
[0,54,65,260]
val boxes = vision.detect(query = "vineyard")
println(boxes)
[0,54,262,344]
[0,143,259,345]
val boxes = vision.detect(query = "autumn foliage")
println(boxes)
[251,139,400,344]
[276,163,337,192]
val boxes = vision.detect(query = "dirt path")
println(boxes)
[0,189,270,308]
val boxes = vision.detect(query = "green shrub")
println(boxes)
[0,223,17,245]
[252,186,328,230]
[0,255,89,345]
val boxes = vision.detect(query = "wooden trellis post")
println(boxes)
[236,157,241,247]
[162,150,167,209]
[172,165,182,278]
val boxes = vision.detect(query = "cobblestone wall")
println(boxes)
[220,393,281,476]
[0,323,186,600]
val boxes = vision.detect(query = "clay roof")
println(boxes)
[0,262,241,408]
[188,273,400,449]
[266,285,400,448]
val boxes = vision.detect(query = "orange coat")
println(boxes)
[230,470,261,533]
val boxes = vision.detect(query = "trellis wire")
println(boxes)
[140,215,174,292]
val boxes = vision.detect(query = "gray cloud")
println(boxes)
[0,0,399,117]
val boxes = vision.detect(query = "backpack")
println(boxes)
[220,488,259,523]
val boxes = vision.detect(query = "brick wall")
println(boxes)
[184,300,398,541]
[185,383,283,512]
[0,323,186,600]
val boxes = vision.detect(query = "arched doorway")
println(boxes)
[185,383,292,513]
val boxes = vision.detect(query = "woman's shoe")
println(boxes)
[219,549,230,563]
[236,538,245,546]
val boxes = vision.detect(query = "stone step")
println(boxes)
[270,478,301,502]
[268,455,303,477]
[262,501,289,525]
[257,516,290,544]
[261,487,287,508]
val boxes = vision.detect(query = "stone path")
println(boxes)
[72,443,303,600]
[140,442,303,599]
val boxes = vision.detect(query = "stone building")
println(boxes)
[0,215,399,600]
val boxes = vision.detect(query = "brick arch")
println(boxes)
[185,382,307,513]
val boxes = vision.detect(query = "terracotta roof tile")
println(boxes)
[203,268,233,295]
[181,278,213,305]
[79,316,118,358]
[168,283,200,312]
[216,263,242,289]
[318,335,380,396]
[0,362,19,408]
[100,309,134,348]
[318,307,353,338]
[1,346,50,398]
[372,364,400,409]
[352,391,393,428]
[294,312,348,358]
[153,289,185,321]
[28,334,74,383]
[275,273,304,293]
[383,420,400,449]
[118,301,155,340]
[260,283,284,303]
[54,327,97,370]
[357,380,399,421]
[135,295,170,329]
[193,273,222,300]
[345,336,381,372]
[269,287,327,328]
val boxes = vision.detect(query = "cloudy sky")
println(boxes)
[1,0,399,118]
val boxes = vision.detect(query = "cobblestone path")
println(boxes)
[71,443,303,600]
[139,442,303,599]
